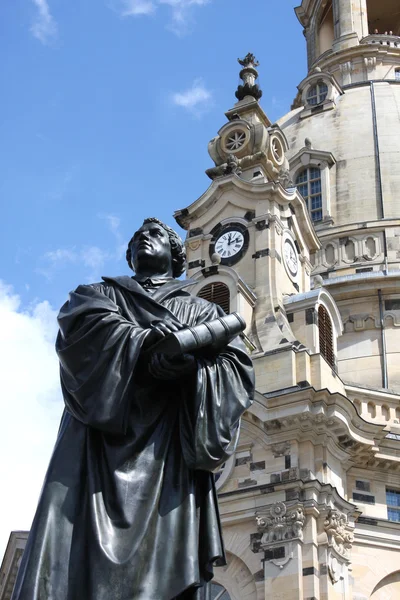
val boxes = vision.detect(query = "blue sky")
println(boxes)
[0,0,306,556]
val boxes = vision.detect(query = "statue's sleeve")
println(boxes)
[56,284,148,435]
[179,302,255,472]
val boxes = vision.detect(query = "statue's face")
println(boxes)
[130,222,172,275]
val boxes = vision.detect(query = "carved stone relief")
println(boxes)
[325,243,336,266]
[324,510,354,558]
[270,441,291,457]
[256,502,305,545]
[343,238,356,262]
[364,236,377,260]
[313,234,381,272]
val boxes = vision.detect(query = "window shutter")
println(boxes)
[197,282,230,313]
[318,305,335,368]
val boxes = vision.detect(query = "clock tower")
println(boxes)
[174,56,366,600]
[174,53,324,356]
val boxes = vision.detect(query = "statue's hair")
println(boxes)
[126,217,186,278]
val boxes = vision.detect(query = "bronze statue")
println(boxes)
[12,218,254,600]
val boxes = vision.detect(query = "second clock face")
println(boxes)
[215,230,245,260]
[283,238,299,277]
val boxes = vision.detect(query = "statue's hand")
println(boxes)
[148,353,197,380]
[142,320,183,351]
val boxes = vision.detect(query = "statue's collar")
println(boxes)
[102,275,196,303]
[133,275,174,288]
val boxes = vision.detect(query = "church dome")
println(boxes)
[277,80,400,227]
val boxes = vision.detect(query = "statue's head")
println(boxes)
[126,217,186,278]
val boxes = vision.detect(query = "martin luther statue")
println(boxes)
[12,218,254,600]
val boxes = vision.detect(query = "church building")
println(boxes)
[1,0,400,599]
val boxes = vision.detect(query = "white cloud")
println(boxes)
[159,0,209,33]
[111,0,156,16]
[99,214,127,260]
[38,245,109,282]
[38,215,126,283]
[81,246,110,280]
[104,214,121,235]
[0,281,63,557]
[110,0,210,34]
[172,78,212,117]
[44,248,78,264]
[30,0,58,44]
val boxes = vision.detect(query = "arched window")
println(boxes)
[395,68,400,81]
[198,282,230,313]
[296,167,323,222]
[204,582,231,599]
[318,305,335,368]
[306,81,328,105]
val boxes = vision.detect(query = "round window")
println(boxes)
[223,129,247,152]
[270,135,284,165]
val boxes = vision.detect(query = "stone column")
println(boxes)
[332,0,364,51]
[353,0,369,39]
[257,502,306,600]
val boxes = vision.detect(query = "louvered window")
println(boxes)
[197,282,230,313]
[318,305,335,368]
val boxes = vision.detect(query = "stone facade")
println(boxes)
[2,2,400,600]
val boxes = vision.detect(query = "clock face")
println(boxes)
[283,238,299,277]
[215,230,245,261]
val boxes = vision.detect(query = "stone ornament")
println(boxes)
[235,53,263,101]
[223,154,243,175]
[270,441,291,457]
[324,510,354,558]
[256,502,305,545]
[278,167,294,189]
[328,555,343,584]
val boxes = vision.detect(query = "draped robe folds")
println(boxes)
[12,276,255,600]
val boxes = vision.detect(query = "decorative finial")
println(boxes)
[238,53,260,68]
[235,53,262,102]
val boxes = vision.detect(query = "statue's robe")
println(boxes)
[12,276,254,600]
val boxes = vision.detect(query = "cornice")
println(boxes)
[294,0,317,27]
[312,42,400,73]
[316,218,400,241]
[245,386,387,466]
[0,532,28,600]
[321,270,400,298]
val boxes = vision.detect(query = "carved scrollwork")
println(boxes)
[256,502,305,546]
[324,510,354,557]
[270,441,291,457]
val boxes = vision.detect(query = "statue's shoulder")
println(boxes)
[184,293,223,317]
[75,276,134,296]
[73,280,118,298]
[186,294,211,308]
